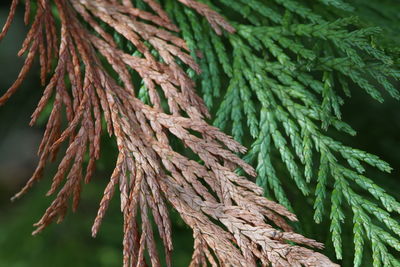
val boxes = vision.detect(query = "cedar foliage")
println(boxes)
[0,0,399,266]
[167,0,400,266]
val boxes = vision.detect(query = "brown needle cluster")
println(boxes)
[1,1,337,266]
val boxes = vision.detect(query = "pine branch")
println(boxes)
[0,1,338,266]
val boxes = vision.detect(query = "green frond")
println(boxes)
[318,0,355,12]
[314,152,329,223]
[330,172,346,260]
[164,0,400,265]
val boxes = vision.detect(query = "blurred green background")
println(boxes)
[0,3,399,267]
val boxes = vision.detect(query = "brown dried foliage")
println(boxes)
[1,1,338,266]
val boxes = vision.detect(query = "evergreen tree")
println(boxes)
[0,0,399,266]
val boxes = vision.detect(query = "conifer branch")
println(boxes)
[1,0,339,266]
[165,0,400,266]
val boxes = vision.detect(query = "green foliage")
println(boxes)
[1,1,399,266]
[165,0,400,266]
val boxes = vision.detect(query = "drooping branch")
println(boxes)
[1,1,337,266]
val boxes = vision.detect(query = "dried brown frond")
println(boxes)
[1,1,338,266]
